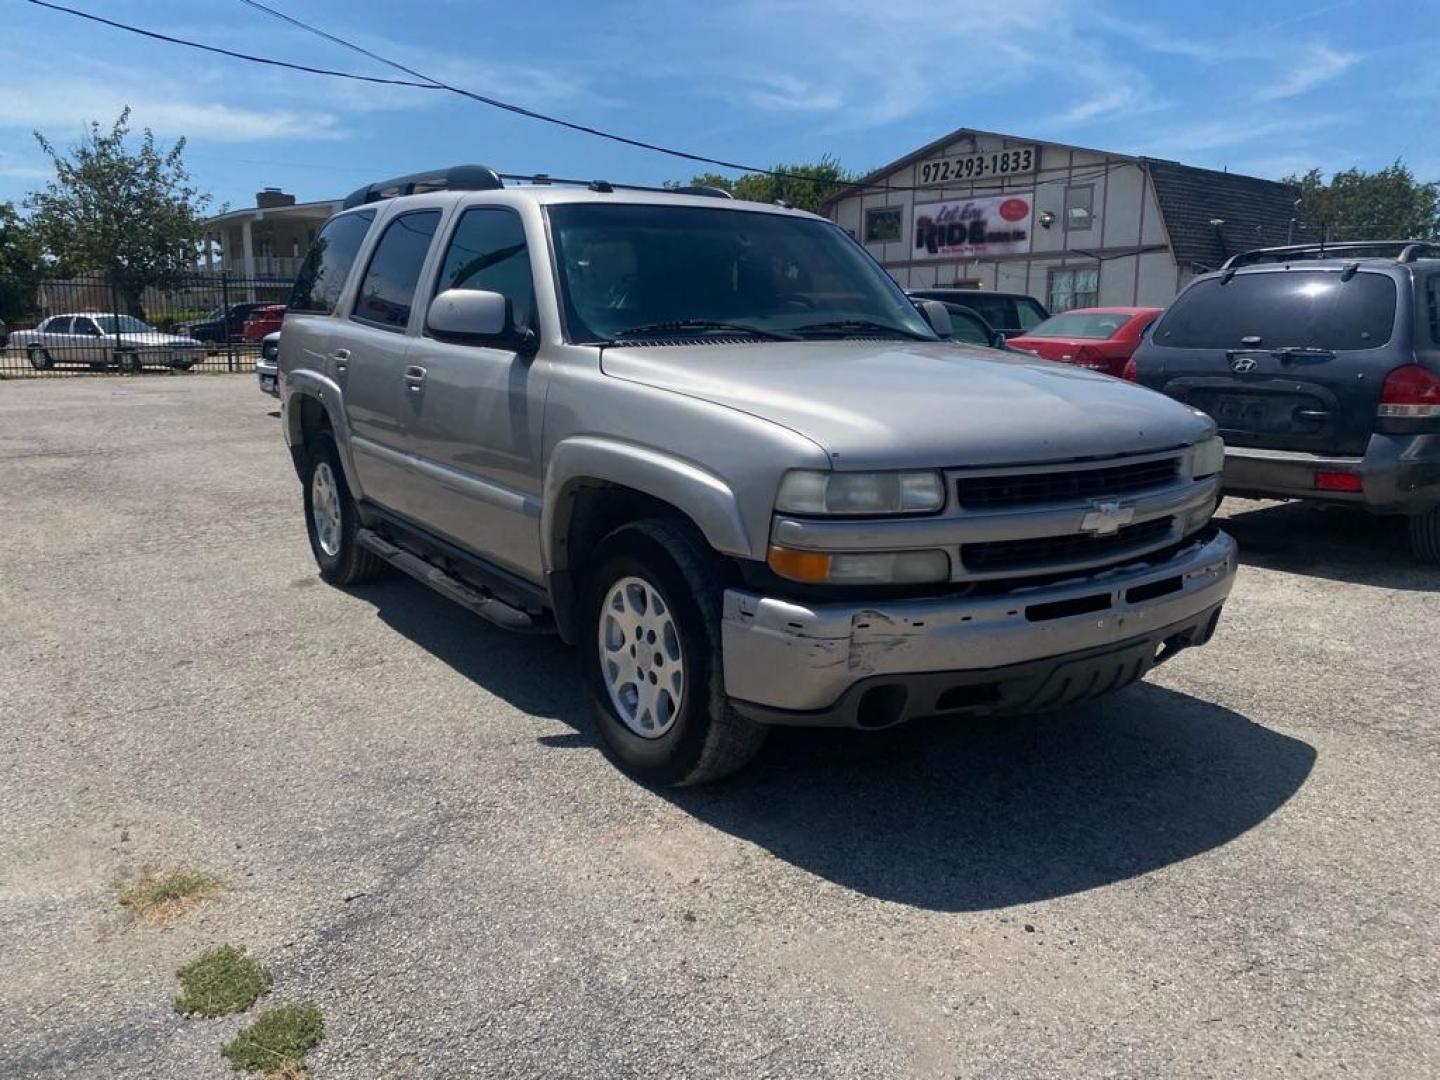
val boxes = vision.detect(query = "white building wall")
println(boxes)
[828,132,1182,311]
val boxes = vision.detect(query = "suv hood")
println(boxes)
[601,340,1213,468]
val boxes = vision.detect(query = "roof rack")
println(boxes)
[1221,240,1440,270]
[342,165,741,210]
[343,165,503,209]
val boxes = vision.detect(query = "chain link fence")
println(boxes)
[1,272,293,379]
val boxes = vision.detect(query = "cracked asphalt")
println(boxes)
[1,376,1437,1078]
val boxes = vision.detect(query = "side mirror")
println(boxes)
[914,299,952,339]
[426,288,537,354]
[991,330,1009,350]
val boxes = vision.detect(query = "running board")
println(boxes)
[356,528,551,634]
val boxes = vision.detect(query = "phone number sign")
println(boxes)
[914,194,1033,259]
[918,146,1038,185]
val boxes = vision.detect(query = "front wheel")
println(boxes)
[1410,506,1440,565]
[581,520,766,786]
[116,351,142,374]
[302,433,385,586]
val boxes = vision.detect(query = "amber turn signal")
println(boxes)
[767,545,833,583]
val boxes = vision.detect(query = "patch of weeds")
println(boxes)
[117,867,222,924]
[174,945,272,1018]
[222,1003,324,1076]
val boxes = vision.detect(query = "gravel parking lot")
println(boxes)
[2,376,1437,1079]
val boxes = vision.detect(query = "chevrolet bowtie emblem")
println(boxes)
[1080,500,1135,536]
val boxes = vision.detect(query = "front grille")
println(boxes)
[955,457,1181,509]
[961,516,1175,574]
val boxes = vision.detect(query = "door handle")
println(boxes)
[404,365,427,392]
[1294,408,1330,422]
[329,348,350,374]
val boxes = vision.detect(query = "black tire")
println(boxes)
[301,433,385,586]
[116,351,142,374]
[1410,506,1440,565]
[27,346,52,370]
[580,519,766,786]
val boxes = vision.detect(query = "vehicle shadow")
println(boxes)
[361,574,1315,913]
[1219,497,1438,591]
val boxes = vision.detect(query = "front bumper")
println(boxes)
[1223,435,1440,514]
[722,529,1236,723]
[256,359,279,397]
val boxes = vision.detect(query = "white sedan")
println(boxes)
[9,313,206,373]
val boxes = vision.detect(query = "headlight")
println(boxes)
[776,470,945,515]
[1191,437,1225,478]
[768,546,950,584]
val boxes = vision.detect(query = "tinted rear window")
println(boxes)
[289,210,376,315]
[1153,271,1396,351]
[1027,312,1132,339]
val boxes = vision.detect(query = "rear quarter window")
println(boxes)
[289,209,377,315]
[1153,270,1396,351]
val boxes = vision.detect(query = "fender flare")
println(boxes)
[282,371,365,499]
[542,436,752,571]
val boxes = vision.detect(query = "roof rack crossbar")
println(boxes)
[1220,240,1439,270]
[342,165,504,210]
[498,174,733,199]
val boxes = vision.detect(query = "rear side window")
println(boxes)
[1427,276,1440,346]
[289,209,376,315]
[1154,271,1396,351]
[434,208,535,331]
[352,210,442,329]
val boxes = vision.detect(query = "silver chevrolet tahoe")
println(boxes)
[277,165,1237,786]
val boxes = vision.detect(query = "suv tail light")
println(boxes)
[1121,358,1139,382]
[1379,365,1440,418]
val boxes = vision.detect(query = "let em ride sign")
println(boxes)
[913,193,1033,259]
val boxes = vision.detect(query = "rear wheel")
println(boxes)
[302,433,385,586]
[27,346,52,370]
[116,351,142,374]
[1410,506,1440,565]
[581,519,766,786]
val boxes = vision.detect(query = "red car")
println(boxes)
[1009,306,1162,378]
[242,304,286,342]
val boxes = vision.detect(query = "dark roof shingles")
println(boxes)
[1143,160,1304,270]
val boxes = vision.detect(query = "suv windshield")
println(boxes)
[93,315,154,334]
[547,203,935,344]
[1153,270,1396,351]
[1027,312,1132,339]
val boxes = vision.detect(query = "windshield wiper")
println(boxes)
[610,319,799,342]
[791,319,930,341]
[1270,346,1335,361]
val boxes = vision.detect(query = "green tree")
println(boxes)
[1286,161,1440,241]
[25,107,211,316]
[671,155,853,214]
[0,201,42,321]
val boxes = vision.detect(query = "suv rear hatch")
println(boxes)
[1139,268,1400,455]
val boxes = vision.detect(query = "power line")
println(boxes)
[23,0,445,90]
[26,0,1132,199]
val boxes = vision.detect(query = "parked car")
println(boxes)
[243,304,286,342]
[278,164,1235,786]
[906,288,1048,339]
[1009,307,1162,377]
[257,331,280,396]
[1130,240,1440,562]
[178,302,272,343]
[906,293,1011,350]
[9,313,205,372]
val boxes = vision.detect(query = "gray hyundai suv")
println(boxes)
[1131,241,1440,562]
[277,165,1237,786]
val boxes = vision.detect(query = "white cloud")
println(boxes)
[1136,112,1344,160]
[1254,44,1360,100]
[0,74,342,143]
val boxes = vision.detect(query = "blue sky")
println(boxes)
[1,0,1434,213]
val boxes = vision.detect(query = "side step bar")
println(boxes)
[356,528,551,634]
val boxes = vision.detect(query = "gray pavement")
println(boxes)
[1,375,1436,1078]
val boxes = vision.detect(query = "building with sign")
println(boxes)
[822,128,1304,313]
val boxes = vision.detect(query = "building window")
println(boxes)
[1063,185,1094,231]
[1048,266,1099,312]
[864,207,903,244]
